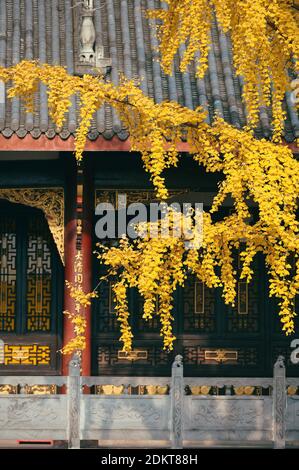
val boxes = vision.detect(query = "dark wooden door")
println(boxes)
[0,200,63,374]
[92,190,299,377]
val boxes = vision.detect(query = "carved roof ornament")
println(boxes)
[79,1,96,64]
[77,0,112,75]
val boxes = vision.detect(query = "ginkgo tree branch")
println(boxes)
[1,4,299,352]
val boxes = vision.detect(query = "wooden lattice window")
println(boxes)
[0,216,16,332]
[0,202,62,335]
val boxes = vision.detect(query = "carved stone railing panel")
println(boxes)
[82,396,170,432]
[0,395,67,440]
[0,359,298,448]
[286,397,299,429]
[184,396,272,431]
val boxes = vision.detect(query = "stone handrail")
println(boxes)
[0,376,68,386]
[0,355,297,449]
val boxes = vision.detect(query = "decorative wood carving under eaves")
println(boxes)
[0,188,64,264]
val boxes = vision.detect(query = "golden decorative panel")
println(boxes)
[0,188,64,264]
[145,385,169,395]
[204,349,238,364]
[117,349,148,361]
[190,385,211,395]
[234,386,255,395]
[96,385,125,395]
[24,385,57,395]
[0,385,17,394]
[95,384,169,395]
[4,344,51,365]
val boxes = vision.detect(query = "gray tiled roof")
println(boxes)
[0,0,298,142]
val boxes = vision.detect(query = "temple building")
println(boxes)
[0,0,299,386]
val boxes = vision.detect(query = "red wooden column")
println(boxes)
[62,154,94,376]
[62,156,77,376]
[81,154,94,376]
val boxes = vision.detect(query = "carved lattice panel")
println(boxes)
[94,282,120,333]
[94,188,189,338]
[182,276,216,333]
[183,345,258,367]
[94,272,162,335]
[226,253,260,333]
[97,344,173,369]
[4,344,51,365]
[93,190,284,377]
[0,218,16,332]
[135,293,161,333]
[26,218,52,332]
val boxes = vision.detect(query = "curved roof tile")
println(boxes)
[0,0,297,142]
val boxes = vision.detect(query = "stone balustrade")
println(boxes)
[0,355,298,448]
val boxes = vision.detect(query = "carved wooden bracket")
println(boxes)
[0,187,64,264]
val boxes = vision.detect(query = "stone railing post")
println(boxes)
[67,353,81,449]
[170,354,184,449]
[273,355,286,449]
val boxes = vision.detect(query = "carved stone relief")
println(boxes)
[186,397,271,430]
[83,396,169,430]
[0,396,67,429]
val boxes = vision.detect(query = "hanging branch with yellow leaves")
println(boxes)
[148,0,299,142]
[0,53,299,353]
[61,267,98,355]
